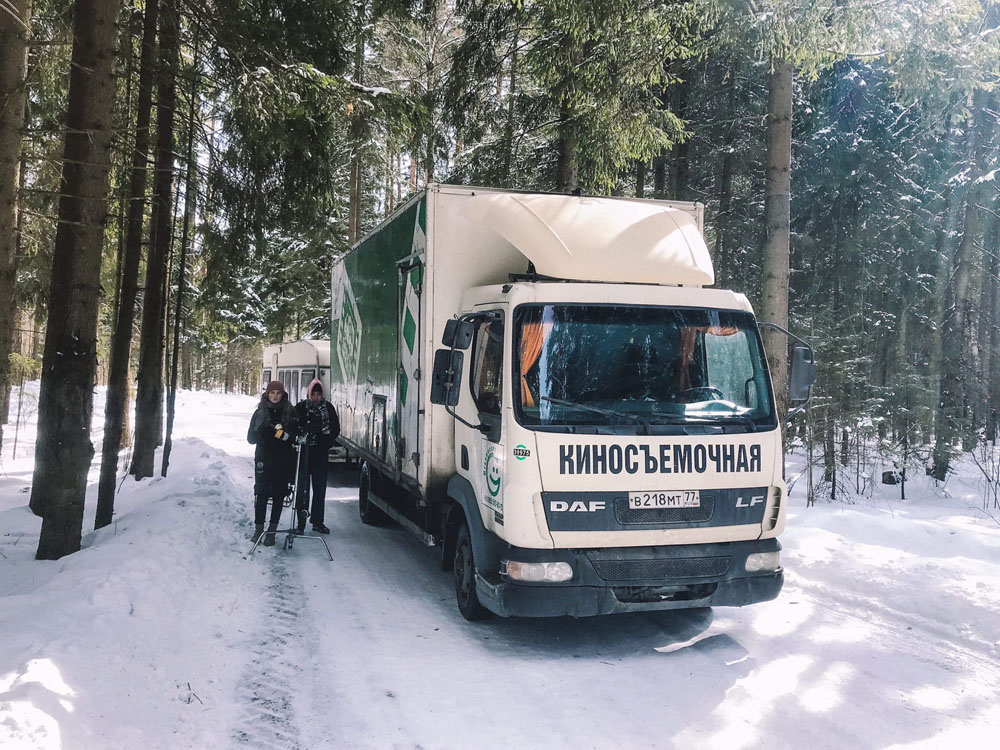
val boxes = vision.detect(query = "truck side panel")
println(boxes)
[331,197,426,489]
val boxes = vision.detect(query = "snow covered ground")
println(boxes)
[1,385,999,749]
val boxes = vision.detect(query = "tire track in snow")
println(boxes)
[231,545,308,749]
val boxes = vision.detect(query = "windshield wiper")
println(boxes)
[539,396,649,430]
[651,411,757,432]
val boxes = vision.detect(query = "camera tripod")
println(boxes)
[246,440,333,561]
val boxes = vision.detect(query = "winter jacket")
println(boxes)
[247,394,299,485]
[294,397,340,452]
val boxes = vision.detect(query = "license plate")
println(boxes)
[628,490,700,509]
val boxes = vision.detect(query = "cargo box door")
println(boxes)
[396,258,424,481]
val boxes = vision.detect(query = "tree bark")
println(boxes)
[760,58,794,419]
[0,0,33,451]
[652,150,666,198]
[348,2,366,245]
[96,0,157,527]
[500,39,518,187]
[30,0,121,559]
[668,73,690,201]
[162,32,199,477]
[713,66,737,285]
[554,98,578,192]
[131,0,178,480]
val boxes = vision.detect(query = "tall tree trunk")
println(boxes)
[713,65,737,285]
[980,217,997,441]
[30,0,121,559]
[652,150,666,198]
[500,39,518,187]
[986,216,1000,443]
[760,58,794,419]
[96,0,157,527]
[348,2,366,245]
[0,0,33,451]
[131,0,178,479]
[162,33,198,477]
[932,90,991,480]
[635,160,646,199]
[554,98,578,192]
[668,72,690,201]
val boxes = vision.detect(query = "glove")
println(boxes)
[295,434,307,445]
[274,423,290,441]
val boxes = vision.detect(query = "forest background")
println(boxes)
[0,0,998,559]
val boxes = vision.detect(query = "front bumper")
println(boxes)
[476,538,783,618]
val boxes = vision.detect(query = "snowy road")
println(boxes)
[240,468,1000,750]
[2,388,999,749]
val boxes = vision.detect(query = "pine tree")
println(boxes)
[31,0,122,559]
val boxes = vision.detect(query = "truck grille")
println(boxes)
[614,496,715,524]
[590,556,731,582]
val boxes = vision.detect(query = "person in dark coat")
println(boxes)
[293,378,340,534]
[248,380,299,545]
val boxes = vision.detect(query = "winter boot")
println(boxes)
[251,524,264,542]
[296,509,308,535]
[262,524,277,547]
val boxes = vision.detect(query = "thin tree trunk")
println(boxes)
[30,0,121,558]
[131,0,178,480]
[760,58,794,419]
[0,0,33,450]
[635,160,646,199]
[96,0,157,527]
[162,32,199,477]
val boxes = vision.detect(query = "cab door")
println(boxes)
[465,315,505,522]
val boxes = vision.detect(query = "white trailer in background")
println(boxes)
[260,339,331,404]
[330,184,816,620]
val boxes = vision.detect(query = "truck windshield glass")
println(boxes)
[515,304,776,431]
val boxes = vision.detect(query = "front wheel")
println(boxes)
[454,520,491,621]
[358,463,388,526]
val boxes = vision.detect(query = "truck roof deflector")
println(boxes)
[461,193,715,286]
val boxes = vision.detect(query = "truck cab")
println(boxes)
[436,280,794,618]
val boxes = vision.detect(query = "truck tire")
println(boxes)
[358,463,388,526]
[454,519,491,621]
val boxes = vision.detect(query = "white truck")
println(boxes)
[329,184,815,619]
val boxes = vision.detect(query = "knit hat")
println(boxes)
[308,378,324,396]
[265,380,285,394]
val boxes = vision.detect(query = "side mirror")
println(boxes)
[442,319,474,350]
[430,349,464,406]
[789,345,817,402]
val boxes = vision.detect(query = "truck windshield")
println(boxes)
[514,304,776,432]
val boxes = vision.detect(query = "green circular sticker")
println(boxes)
[485,447,502,497]
[514,444,529,461]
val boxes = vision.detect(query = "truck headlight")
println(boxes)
[505,560,573,583]
[744,551,781,573]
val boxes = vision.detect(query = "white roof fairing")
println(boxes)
[460,192,714,286]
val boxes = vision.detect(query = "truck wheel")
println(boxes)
[454,520,491,621]
[358,464,387,526]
